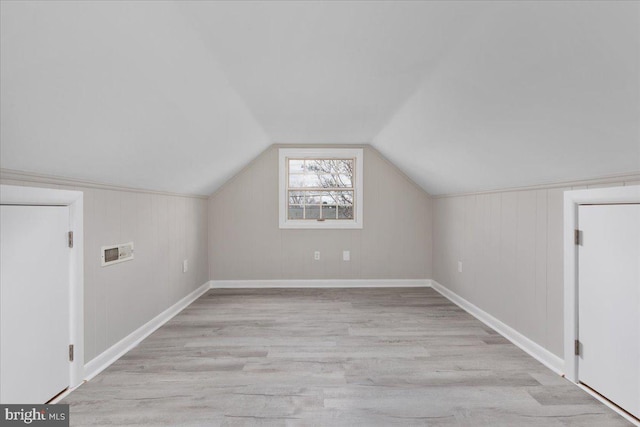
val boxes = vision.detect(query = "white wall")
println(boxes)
[0,172,209,362]
[433,176,640,357]
[208,145,432,280]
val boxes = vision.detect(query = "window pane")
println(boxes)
[335,174,352,187]
[320,192,335,204]
[322,205,337,219]
[314,174,350,189]
[307,159,353,175]
[289,174,323,188]
[288,159,305,173]
[316,174,337,188]
[288,190,351,220]
[288,205,304,219]
[288,160,353,189]
[332,191,353,205]
[288,191,305,205]
[306,193,321,205]
[288,174,305,188]
[338,205,354,219]
[305,205,320,219]
[335,159,354,174]
[305,160,326,174]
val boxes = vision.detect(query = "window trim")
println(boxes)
[279,148,363,229]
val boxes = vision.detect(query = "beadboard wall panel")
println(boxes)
[0,176,208,362]
[433,178,638,358]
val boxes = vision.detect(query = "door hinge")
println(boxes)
[574,339,581,356]
[574,229,582,246]
[69,344,74,362]
[68,231,74,248]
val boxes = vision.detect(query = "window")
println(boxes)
[279,148,363,229]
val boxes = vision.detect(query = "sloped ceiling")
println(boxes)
[373,1,640,194]
[176,1,493,144]
[1,1,638,196]
[0,1,269,195]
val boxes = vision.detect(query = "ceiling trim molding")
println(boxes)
[0,168,208,199]
[432,171,640,199]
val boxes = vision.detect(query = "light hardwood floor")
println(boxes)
[64,288,631,426]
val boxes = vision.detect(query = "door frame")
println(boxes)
[563,184,640,383]
[0,184,84,390]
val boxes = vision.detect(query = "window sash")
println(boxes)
[286,157,356,221]
[279,148,363,229]
[286,190,354,220]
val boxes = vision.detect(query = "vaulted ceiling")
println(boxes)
[1,1,638,195]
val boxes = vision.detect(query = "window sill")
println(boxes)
[279,219,363,229]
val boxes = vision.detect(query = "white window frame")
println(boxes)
[279,148,363,229]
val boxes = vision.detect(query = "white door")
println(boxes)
[0,205,70,403]
[578,204,640,419]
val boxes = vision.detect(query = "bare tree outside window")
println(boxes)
[287,158,355,220]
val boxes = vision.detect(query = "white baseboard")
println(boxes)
[576,383,640,426]
[48,382,83,404]
[210,279,431,288]
[82,279,564,387]
[83,281,211,381]
[429,280,564,375]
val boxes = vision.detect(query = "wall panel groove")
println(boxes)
[0,178,209,363]
[433,179,633,358]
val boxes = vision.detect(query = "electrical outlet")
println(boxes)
[458,261,463,273]
[343,250,350,261]
[314,251,320,261]
[183,259,188,273]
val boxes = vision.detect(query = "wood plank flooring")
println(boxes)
[64,288,631,426]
